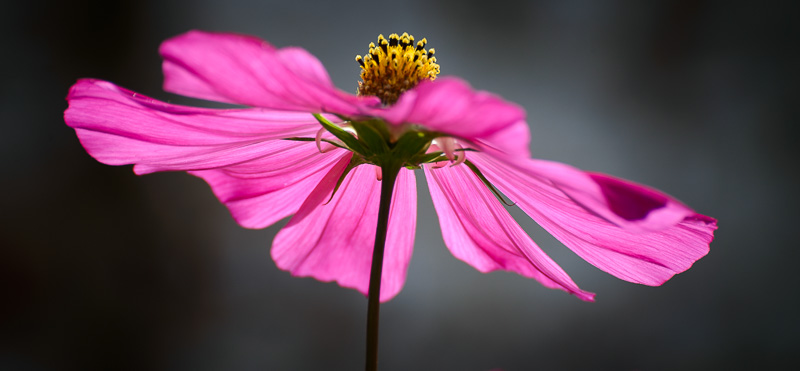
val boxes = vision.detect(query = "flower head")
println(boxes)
[65,31,716,302]
[356,32,440,105]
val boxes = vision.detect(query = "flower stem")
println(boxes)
[366,163,401,371]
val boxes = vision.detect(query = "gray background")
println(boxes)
[2,0,797,370]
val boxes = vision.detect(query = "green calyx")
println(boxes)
[284,113,514,206]
[309,113,446,170]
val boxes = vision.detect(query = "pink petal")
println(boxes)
[189,143,351,229]
[470,152,717,286]
[275,47,334,88]
[272,164,417,302]
[380,77,530,156]
[424,163,595,301]
[65,79,323,174]
[160,30,379,115]
[475,117,532,158]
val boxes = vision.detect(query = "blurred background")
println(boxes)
[2,0,798,370]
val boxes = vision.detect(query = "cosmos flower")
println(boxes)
[65,31,716,303]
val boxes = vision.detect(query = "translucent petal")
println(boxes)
[425,163,595,301]
[272,164,417,302]
[470,152,717,285]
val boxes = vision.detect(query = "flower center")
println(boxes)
[355,33,440,105]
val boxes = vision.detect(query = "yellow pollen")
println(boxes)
[355,32,440,105]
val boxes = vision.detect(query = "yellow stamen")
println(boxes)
[355,33,440,105]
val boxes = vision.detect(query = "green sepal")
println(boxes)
[313,113,368,155]
[351,120,390,155]
[283,137,349,151]
[464,160,515,206]
[361,119,394,146]
[411,151,447,165]
[392,130,442,161]
[326,156,366,204]
[282,137,316,142]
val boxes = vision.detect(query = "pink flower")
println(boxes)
[65,31,716,303]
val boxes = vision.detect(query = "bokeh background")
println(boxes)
[3,0,798,370]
